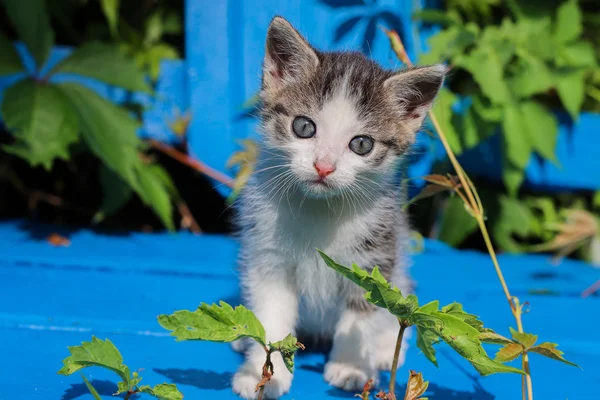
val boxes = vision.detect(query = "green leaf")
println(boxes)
[492,196,535,252]
[521,101,558,163]
[454,44,512,105]
[50,43,151,93]
[502,159,525,197]
[0,33,24,76]
[2,0,54,69]
[139,383,184,400]
[556,41,597,68]
[479,331,514,345]
[555,69,586,120]
[494,343,524,363]
[58,337,133,389]
[136,165,175,231]
[431,88,462,154]
[100,0,120,38]
[419,24,478,65]
[269,333,304,373]
[509,327,538,349]
[529,342,580,368]
[318,252,418,320]
[116,372,142,395]
[501,104,532,170]
[158,301,267,346]
[95,165,133,222]
[440,302,485,331]
[508,55,553,98]
[1,80,79,170]
[554,0,582,44]
[81,374,102,400]
[416,325,439,366]
[438,195,478,246]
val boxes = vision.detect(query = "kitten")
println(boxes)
[232,16,445,399]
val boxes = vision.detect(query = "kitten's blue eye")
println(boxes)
[349,136,374,155]
[292,116,316,138]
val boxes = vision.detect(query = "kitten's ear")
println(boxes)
[384,64,446,129]
[262,16,319,93]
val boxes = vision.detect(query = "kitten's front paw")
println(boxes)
[232,361,292,399]
[324,361,376,392]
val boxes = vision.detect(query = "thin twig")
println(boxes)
[389,321,407,397]
[177,201,201,233]
[581,279,600,298]
[148,140,235,188]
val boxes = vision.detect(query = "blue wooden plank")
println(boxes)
[0,219,598,399]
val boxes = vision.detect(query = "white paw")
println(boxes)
[231,337,251,353]
[324,361,376,392]
[232,361,292,399]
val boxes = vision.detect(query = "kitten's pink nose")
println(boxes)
[314,161,336,178]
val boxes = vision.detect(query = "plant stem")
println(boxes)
[386,30,533,400]
[389,321,407,396]
[257,385,265,400]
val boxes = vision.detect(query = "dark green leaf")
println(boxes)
[416,326,439,366]
[100,0,120,38]
[494,343,524,363]
[2,0,54,69]
[136,165,175,231]
[158,301,267,346]
[438,195,478,246]
[58,337,133,389]
[81,374,102,400]
[555,69,586,120]
[50,43,151,93]
[1,80,79,170]
[0,33,24,75]
[269,333,304,373]
[529,342,580,368]
[95,165,133,222]
[139,383,184,400]
[318,252,418,320]
[509,327,538,349]
[554,0,582,44]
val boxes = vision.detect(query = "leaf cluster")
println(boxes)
[318,251,524,376]
[416,0,599,194]
[0,0,178,229]
[58,336,183,400]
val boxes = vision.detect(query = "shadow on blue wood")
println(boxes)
[0,219,598,399]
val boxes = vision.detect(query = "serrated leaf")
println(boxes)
[404,370,429,400]
[554,0,582,44]
[0,33,24,76]
[529,342,580,368]
[100,0,120,38]
[82,374,102,400]
[158,301,267,346]
[269,333,304,373]
[2,0,54,69]
[58,337,132,389]
[50,43,151,93]
[1,80,79,170]
[555,69,586,120]
[438,195,478,246]
[440,302,485,331]
[509,327,538,349]
[494,343,524,363]
[139,383,184,400]
[95,165,133,222]
[318,252,418,320]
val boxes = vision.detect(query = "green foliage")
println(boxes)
[318,251,524,376]
[438,195,478,246]
[269,333,304,373]
[0,3,178,230]
[2,0,54,69]
[417,0,599,194]
[158,301,267,346]
[58,336,184,399]
[82,374,102,400]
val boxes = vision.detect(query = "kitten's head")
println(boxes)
[258,16,445,198]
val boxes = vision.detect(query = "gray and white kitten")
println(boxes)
[232,16,445,399]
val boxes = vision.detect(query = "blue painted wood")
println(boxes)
[457,112,600,192]
[0,219,598,399]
